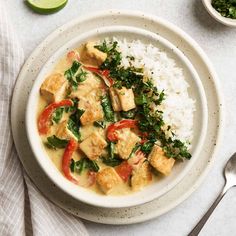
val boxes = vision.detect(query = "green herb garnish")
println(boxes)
[120,109,136,119]
[212,0,236,19]
[47,135,68,149]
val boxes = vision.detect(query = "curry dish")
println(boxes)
[37,40,191,195]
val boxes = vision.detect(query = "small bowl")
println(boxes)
[202,0,236,27]
[26,26,208,208]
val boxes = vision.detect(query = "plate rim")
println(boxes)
[11,9,224,224]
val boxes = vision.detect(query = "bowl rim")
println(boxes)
[25,25,208,208]
[202,0,236,27]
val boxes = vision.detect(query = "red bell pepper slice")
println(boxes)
[62,139,78,184]
[38,99,73,135]
[115,161,133,182]
[107,119,138,142]
[83,66,113,86]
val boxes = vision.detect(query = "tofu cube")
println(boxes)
[70,72,101,99]
[55,121,77,140]
[131,161,152,191]
[148,146,175,176]
[85,42,107,66]
[116,129,141,160]
[109,87,136,112]
[109,87,122,111]
[117,87,136,111]
[96,167,121,194]
[40,73,68,103]
[80,132,107,160]
[78,91,104,125]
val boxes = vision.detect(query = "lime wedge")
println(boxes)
[26,0,68,14]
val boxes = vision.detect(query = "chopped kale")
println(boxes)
[120,109,136,119]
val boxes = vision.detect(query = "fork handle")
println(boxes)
[188,185,230,236]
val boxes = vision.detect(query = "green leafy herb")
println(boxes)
[70,158,99,174]
[135,94,148,105]
[101,142,122,167]
[47,135,68,149]
[101,94,115,122]
[93,121,106,129]
[212,0,236,19]
[67,109,84,140]
[102,156,122,167]
[98,41,122,72]
[64,61,84,90]
[141,141,155,154]
[76,69,87,83]
[120,109,136,119]
[52,107,64,124]
[65,98,78,113]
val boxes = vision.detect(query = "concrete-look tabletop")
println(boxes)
[6,1,236,235]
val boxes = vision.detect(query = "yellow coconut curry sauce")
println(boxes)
[37,40,191,195]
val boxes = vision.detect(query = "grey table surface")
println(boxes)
[5,0,236,235]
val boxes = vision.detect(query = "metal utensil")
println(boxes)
[188,153,236,236]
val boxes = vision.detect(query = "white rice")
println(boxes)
[113,38,195,144]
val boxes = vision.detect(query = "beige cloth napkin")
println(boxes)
[0,3,88,235]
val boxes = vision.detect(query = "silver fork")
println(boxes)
[188,153,236,236]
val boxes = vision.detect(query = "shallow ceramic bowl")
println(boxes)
[26,26,208,208]
[202,0,236,27]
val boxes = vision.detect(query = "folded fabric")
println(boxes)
[0,3,88,236]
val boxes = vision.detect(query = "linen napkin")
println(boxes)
[0,3,88,236]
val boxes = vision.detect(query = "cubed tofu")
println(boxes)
[85,42,107,66]
[78,91,104,125]
[148,146,175,176]
[96,167,121,194]
[109,87,122,111]
[109,87,136,112]
[131,161,152,191]
[55,120,77,140]
[70,71,101,99]
[117,87,136,111]
[116,129,141,160]
[80,132,107,160]
[40,73,68,103]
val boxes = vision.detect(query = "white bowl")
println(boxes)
[202,0,236,27]
[26,26,208,208]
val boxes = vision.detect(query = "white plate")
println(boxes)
[26,25,208,208]
[11,10,223,224]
